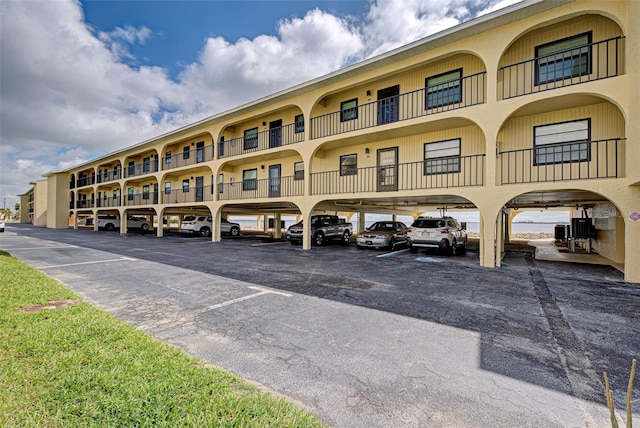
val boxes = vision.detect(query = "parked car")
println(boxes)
[181,216,240,237]
[286,215,352,246]
[86,215,150,232]
[408,216,467,255]
[0,217,5,233]
[356,221,409,250]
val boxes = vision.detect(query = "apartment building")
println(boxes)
[19,0,640,283]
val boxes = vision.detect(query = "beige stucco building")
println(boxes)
[19,0,640,282]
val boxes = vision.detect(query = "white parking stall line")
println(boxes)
[250,241,289,247]
[3,245,78,251]
[247,285,291,297]
[376,248,409,258]
[36,257,137,269]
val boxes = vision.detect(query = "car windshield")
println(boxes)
[412,219,446,228]
[370,222,395,231]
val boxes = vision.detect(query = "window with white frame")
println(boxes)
[424,139,461,175]
[535,33,591,85]
[425,69,462,109]
[183,146,190,160]
[142,185,150,199]
[340,99,358,122]
[182,179,189,193]
[294,162,304,180]
[244,128,258,150]
[164,182,171,194]
[534,119,590,165]
[340,154,357,176]
[243,169,257,191]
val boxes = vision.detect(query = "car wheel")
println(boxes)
[458,238,467,255]
[314,232,325,246]
[450,239,457,256]
[341,230,351,245]
[409,245,418,253]
[141,223,149,232]
[200,226,211,237]
[230,226,240,237]
[105,223,115,232]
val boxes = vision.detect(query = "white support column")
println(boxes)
[274,213,282,239]
[495,212,503,266]
[358,212,365,233]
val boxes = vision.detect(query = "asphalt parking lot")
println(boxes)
[1,224,639,427]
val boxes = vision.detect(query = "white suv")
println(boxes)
[181,216,240,237]
[408,216,467,255]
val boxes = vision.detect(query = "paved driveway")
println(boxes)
[1,224,638,427]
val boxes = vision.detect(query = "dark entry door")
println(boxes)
[195,176,204,202]
[269,119,282,148]
[377,85,399,125]
[377,147,398,192]
[196,141,205,163]
[269,165,281,197]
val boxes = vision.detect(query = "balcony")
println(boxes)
[124,160,159,178]
[96,196,122,208]
[96,169,122,183]
[162,186,215,204]
[498,37,623,100]
[124,192,158,206]
[219,176,304,201]
[497,138,623,184]
[310,72,486,140]
[163,145,214,170]
[311,154,485,195]
[76,176,95,188]
[218,123,304,159]
[76,199,94,209]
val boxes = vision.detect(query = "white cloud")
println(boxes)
[0,0,523,202]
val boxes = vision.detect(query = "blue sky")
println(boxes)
[0,0,525,208]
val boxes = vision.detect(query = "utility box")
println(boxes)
[571,218,592,238]
[554,225,566,241]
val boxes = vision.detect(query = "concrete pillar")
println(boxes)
[495,212,503,266]
[479,211,497,268]
[358,212,366,233]
[119,213,127,236]
[263,215,269,233]
[274,213,282,239]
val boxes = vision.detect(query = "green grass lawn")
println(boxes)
[0,250,325,427]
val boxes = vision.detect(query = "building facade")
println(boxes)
[19,0,640,282]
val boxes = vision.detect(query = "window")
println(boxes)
[127,187,134,201]
[218,137,225,157]
[535,32,591,85]
[244,128,258,150]
[164,182,171,194]
[143,157,150,173]
[534,119,590,165]
[142,185,150,200]
[294,162,304,180]
[165,151,172,164]
[243,169,257,191]
[426,69,462,109]
[182,179,189,193]
[218,174,224,193]
[183,146,190,160]
[295,114,304,133]
[340,154,357,176]
[340,99,358,122]
[424,139,461,175]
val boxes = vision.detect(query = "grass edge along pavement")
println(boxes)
[0,250,325,427]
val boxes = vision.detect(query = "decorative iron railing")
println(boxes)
[162,145,215,170]
[218,123,304,159]
[219,176,304,200]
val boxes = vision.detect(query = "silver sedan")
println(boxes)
[356,221,409,250]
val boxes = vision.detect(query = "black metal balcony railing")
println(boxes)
[76,199,94,209]
[124,161,159,178]
[97,196,122,208]
[311,155,485,195]
[498,37,623,100]
[218,123,305,159]
[310,72,486,140]
[219,176,304,200]
[76,176,95,188]
[163,145,215,170]
[124,192,158,206]
[96,169,122,183]
[498,138,623,184]
[162,186,215,204]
